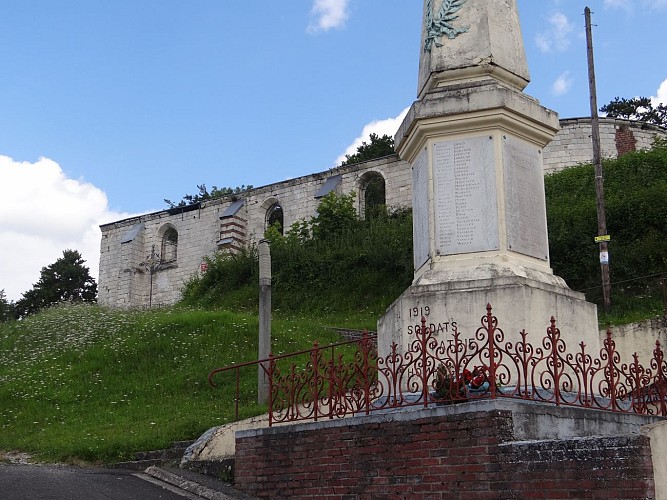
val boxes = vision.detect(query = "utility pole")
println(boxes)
[585,6,612,312]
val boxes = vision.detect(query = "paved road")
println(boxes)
[0,464,198,500]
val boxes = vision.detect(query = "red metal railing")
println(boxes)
[208,305,667,426]
[208,335,376,422]
[266,305,667,425]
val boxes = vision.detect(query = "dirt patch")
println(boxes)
[0,451,33,465]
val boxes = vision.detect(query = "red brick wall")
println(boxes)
[234,409,655,499]
[615,125,638,157]
[499,435,655,499]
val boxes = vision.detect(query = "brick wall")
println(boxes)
[615,124,639,157]
[499,435,654,499]
[234,407,655,499]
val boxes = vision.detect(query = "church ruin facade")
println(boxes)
[97,117,665,308]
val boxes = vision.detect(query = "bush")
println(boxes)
[181,194,413,314]
[545,144,667,315]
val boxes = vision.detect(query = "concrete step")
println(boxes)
[110,458,169,471]
[111,440,195,470]
[144,466,258,499]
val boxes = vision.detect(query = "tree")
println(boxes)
[15,250,97,318]
[164,184,253,208]
[310,192,357,240]
[0,289,15,322]
[600,97,667,127]
[340,133,395,166]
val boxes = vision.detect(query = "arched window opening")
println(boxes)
[161,228,178,263]
[266,203,284,235]
[362,173,386,219]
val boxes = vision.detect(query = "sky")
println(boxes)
[1,0,666,302]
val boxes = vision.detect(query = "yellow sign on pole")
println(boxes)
[594,235,611,243]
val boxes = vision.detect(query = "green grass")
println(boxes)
[0,303,364,464]
[1,291,662,465]
[596,293,666,327]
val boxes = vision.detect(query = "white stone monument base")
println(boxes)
[377,262,600,360]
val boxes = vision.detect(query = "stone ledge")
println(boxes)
[236,399,662,442]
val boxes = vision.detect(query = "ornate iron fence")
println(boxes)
[207,336,373,421]
[266,305,667,426]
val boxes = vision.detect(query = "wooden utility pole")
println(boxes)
[585,6,612,312]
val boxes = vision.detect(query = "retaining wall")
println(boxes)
[234,400,662,499]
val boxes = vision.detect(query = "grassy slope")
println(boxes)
[3,148,665,463]
[0,303,372,463]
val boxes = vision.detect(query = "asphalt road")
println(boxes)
[0,464,197,500]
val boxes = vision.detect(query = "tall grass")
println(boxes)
[0,303,354,463]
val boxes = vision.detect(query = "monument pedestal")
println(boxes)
[378,261,600,360]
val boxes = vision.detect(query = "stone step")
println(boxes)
[111,440,195,469]
[133,447,184,461]
[110,458,168,471]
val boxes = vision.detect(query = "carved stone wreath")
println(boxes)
[424,0,469,52]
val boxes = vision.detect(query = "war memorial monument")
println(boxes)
[378,0,600,356]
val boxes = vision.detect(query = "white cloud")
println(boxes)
[535,11,574,53]
[0,156,130,302]
[334,107,409,166]
[605,0,667,11]
[551,71,573,96]
[307,0,350,33]
[603,0,633,11]
[651,78,667,107]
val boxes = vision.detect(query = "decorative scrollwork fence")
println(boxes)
[266,305,667,426]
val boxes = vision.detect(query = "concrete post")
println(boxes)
[258,239,271,405]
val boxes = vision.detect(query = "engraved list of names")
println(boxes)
[503,136,549,261]
[433,137,499,255]
[412,148,430,269]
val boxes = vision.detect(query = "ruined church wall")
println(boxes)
[98,118,667,308]
[98,205,222,308]
[98,155,411,308]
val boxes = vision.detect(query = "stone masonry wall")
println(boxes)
[234,407,656,499]
[98,118,667,308]
[98,155,411,308]
[542,117,665,174]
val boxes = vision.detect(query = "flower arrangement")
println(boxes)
[433,364,491,401]
[464,366,490,393]
[433,364,465,401]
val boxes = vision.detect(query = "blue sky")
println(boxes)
[1,0,666,301]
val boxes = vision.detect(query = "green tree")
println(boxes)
[15,250,97,318]
[164,184,253,208]
[600,97,667,127]
[310,192,357,240]
[340,133,395,166]
[0,289,15,322]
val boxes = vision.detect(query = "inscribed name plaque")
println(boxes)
[503,136,549,261]
[433,137,499,255]
[412,148,430,269]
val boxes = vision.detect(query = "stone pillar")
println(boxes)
[378,0,599,359]
[258,239,271,405]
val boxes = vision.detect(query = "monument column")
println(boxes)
[378,0,599,357]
